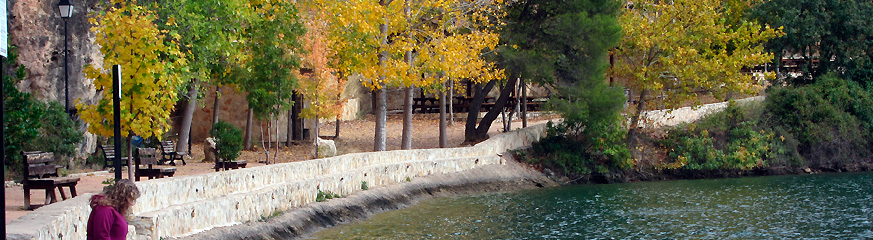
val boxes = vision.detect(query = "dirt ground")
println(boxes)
[4,113,557,224]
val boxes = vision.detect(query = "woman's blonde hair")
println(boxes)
[92,179,141,216]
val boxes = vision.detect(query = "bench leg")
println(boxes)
[44,189,56,204]
[57,186,68,200]
[70,185,77,197]
[23,186,31,210]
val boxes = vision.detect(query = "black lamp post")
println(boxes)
[58,0,73,114]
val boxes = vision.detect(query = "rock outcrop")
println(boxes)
[8,0,104,156]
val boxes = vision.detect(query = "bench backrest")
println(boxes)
[21,151,57,179]
[160,141,175,154]
[137,148,159,165]
[101,145,121,159]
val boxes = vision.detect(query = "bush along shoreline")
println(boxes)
[518,75,873,184]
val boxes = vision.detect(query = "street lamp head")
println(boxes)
[58,0,74,18]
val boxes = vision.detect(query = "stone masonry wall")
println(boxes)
[6,122,547,240]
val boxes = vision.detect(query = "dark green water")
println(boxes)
[310,172,873,239]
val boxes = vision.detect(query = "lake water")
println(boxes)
[310,172,873,239]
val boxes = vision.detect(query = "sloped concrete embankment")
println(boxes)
[6,123,548,240]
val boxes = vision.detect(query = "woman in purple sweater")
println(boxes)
[87,179,141,240]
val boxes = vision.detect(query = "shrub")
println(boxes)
[3,56,82,177]
[522,120,632,175]
[35,102,83,165]
[529,69,632,175]
[3,75,43,175]
[210,121,243,161]
[316,190,340,202]
[766,74,871,162]
[662,101,791,170]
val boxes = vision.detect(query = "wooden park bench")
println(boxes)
[100,145,129,170]
[160,141,187,166]
[21,151,80,210]
[134,148,177,181]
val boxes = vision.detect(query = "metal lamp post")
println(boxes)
[58,0,73,114]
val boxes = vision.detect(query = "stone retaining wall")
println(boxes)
[638,96,764,128]
[7,123,547,240]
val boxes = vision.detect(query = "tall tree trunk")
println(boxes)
[448,78,454,126]
[260,122,269,164]
[627,89,649,146]
[374,6,389,152]
[399,2,414,150]
[335,72,343,139]
[335,118,340,138]
[510,78,521,131]
[274,112,279,164]
[439,88,447,148]
[464,80,497,142]
[212,86,221,125]
[521,78,527,128]
[178,78,199,154]
[504,78,518,132]
[374,88,387,151]
[401,86,414,149]
[126,135,134,180]
[314,113,320,159]
[244,108,253,150]
[502,103,508,131]
[286,108,293,147]
[292,91,303,141]
[464,77,518,143]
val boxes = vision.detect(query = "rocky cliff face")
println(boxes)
[9,0,102,108]
[8,0,104,156]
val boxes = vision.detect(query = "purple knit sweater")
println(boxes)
[87,195,128,240]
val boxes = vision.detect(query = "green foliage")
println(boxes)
[749,0,873,83]
[405,177,412,182]
[3,70,43,174]
[3,46,82,175]
[240,1,305,119]
[498,0,622,91]
[765,74,873,161]
[102,178,117,188]
[523,121,632,175]
[35,102,84,163]
[664,121,775,170]
[361,181,368,190]
[500,0,629,176]
[316,190,340,202]
[259,210,283,222]
[144,0,249,84]
[663,100,806,170]
[210,121,243,161]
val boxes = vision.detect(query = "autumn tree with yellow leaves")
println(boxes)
[614,0,783,144]
[78,0,186,177]
[311,0,503,150]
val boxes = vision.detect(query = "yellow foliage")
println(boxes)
[77,0,185,138]
[307,0,504,93]
[614,0,783,112]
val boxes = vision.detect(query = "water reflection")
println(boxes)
[311,172,873,239]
